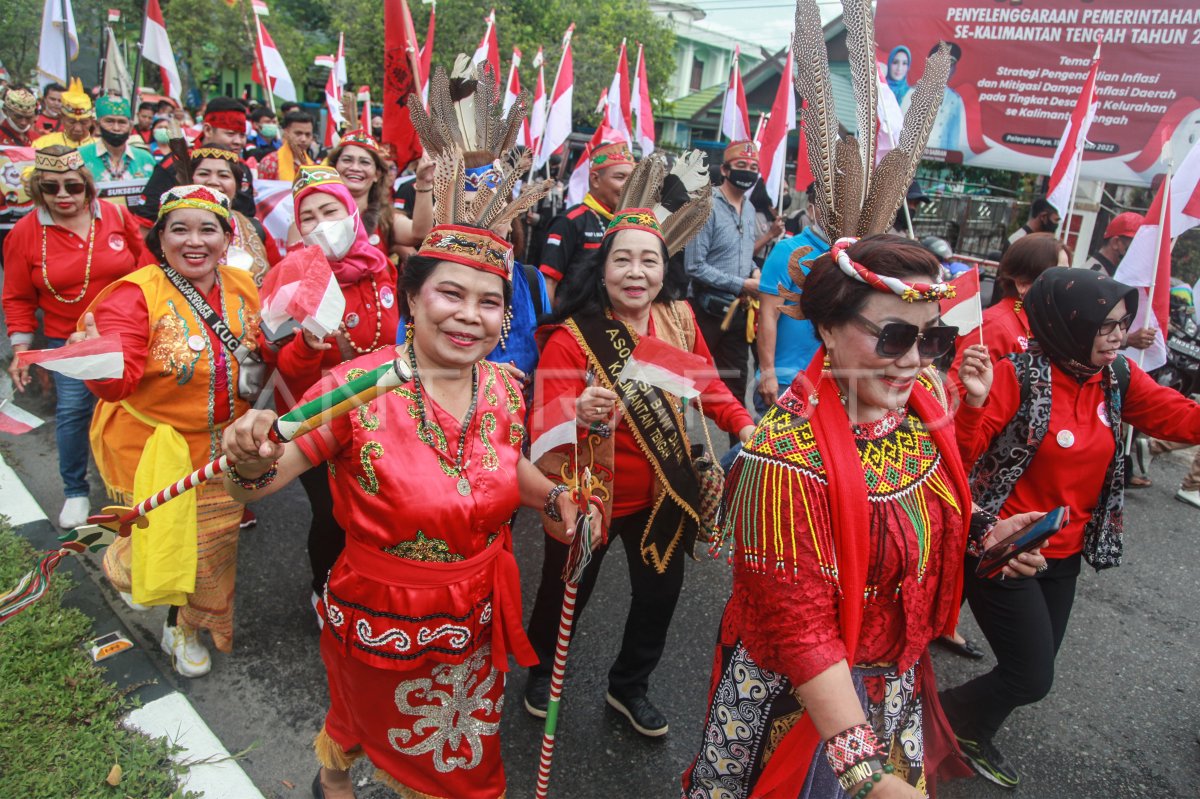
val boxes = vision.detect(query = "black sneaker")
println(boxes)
[606,690,669,737]
[956,734,1019,789]
[524,671,550,719]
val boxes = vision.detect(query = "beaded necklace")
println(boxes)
[41,215,96,304]
[408,340,480,496]
[339,274,383,354]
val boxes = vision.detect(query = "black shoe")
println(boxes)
[956,733,1019,789]
[524,671,550,719]
[935,635,986,660]
[606,690,669,737]
[311,770,325,798]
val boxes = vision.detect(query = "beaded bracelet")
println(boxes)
[544,484,570,522]
[852,763,897,798]
[968,509,999,557]
[825,723,885,791]
[228,462,279,491]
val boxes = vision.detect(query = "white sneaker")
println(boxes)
[119,591,150,612]
[58,496,90,529]
[161,622,212,678]
[1175,489,1200,509]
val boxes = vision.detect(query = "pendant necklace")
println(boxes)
[409,341,479,496]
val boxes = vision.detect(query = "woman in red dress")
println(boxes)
[682,236,1046,799]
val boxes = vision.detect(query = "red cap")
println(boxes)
[1104,211,1144,239]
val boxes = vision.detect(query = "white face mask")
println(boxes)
[302,213,358,261]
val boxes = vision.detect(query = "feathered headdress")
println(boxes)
[407,56,555,280]
[603,150,712,257]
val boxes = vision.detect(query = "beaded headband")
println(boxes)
[292,164,344,198]
[604,208,664,242]
[830,237,954,303]
[4,88,37,116]
[61,78,94,119]
[417,224,514,281]
[723,140,758,166]
[35,148,85,173]
[592,141,636,172]
[190,146,241,164]
[204,109,246,133]
[337,129,383,154]
[158,184,232,221]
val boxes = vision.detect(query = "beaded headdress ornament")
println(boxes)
[34,148,85,173]
[158,184,231,221]
[601,150,712,257]
[3,88,37,117]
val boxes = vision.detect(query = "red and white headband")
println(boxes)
[830,237,955,303]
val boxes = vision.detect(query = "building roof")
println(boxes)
[661,83,724,121]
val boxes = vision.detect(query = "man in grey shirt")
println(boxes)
[685,141,761,436]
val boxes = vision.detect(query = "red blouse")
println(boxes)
[957,358,1200,559]
[2,201,144,341]
[947,296,1030,396]
[534,311,754,517]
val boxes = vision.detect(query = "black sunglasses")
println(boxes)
[1097,312,1135,337]
[39,180,87,196]
[853,314,959,359]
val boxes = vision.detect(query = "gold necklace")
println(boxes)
[339,274,383,354]
[41,215,96,304]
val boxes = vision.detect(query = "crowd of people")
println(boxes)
[2,8,1199,799]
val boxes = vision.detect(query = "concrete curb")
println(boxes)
[0,451,265,799]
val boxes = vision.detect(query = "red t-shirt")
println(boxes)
[948,295,1030,397]
[2,201,145,341]
[957,358,1200,558]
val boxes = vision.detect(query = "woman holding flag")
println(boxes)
[524,152,754,736]
[75,185,260,678]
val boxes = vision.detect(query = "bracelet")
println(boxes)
[825,723,885,791]
[852,763,897,798]
[228,462,278,491]
[414,185,433,193]
[544,483,569,522]
[968,509,999,557]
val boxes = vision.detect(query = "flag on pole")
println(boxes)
[1046,41,1102,214]
[1115,176,1174,371]
[382,0,424,167]
[260,247,347,338]
[472,9,500,90]
[253,179,293,248]
[1122,138,1200,277]
[251,0,269,15]
[940,268,983,336]
[529,47,547,154]
[0,400,44,436]
[419,0,435,105]
[720,46,751,142]
[106,8,120,22]
[535,24,574,171]
[142,0,182,103]
[566,123,619,206]
[605,39,633,146]
[631,42,655,156]
[18,335,125,380]
[617,336,718,399]
[758,43,796,206]
[503,48,532,149]
[103,26,133,99]
[593,86,609,116]
[253,16,297,102]
[37,0,78,89]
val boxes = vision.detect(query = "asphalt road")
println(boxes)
[3,380,1199,799]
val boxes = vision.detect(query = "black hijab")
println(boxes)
[1024,267,1139,381]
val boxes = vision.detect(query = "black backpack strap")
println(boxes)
[1012,351,1034,406]
[522,262,546,316]
[1111,355,1132,401]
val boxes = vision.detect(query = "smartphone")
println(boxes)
[975,506,1069,579]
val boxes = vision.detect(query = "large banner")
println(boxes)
[875,0,1200,186]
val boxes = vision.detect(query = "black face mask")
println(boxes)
[726,169,758,191]
[100,128,130,147]
[1041,216,1059,235]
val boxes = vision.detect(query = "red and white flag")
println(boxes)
[0,400,44,436]
[1122,138,1200,281]
[106,8,120,23]
[940,268,983,336]
[631,42,655,156]
[18,335,124,380]
[418,0,435,104]
[529,391,577,463]
[1046,40,1102,215]
[503,48,531,148]
[566,123,619,206]
[720,46,751,143]
[251,0,269,14]
[529,47,547,155]
[253,16,297,102]
[758,44,796,206]
[253,178,293,248]
[260,246,347,338]
[315,33,346,147]
[617,336,717,400]
[472,9,500,91]
[143,0,181,103]
[535,24,574,171]
[605,39,633,146]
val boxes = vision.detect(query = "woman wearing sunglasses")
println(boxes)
[683,235,1045,799]
[940,267,1200,790]
[2,145,144,529]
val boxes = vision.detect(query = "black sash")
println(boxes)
[568,313,701,571]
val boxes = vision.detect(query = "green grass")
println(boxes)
[0,519,196,798]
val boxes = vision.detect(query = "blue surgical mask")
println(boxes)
[260,123,279,139]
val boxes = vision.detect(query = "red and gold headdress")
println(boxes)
[190,146,241,164]
[60,78,94,120]
[336,129,383,154]
[158,184,231,221]
[34,147,85,173]
[602,150,712,256]
[723,140,759,167]
[830,237,954,302]
[591,141,636,172]
[3,88,37,117]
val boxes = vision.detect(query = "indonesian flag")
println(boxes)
[382,0,423,167]
[18,335,124,380]
[472,9,500,91]
[594,86,609,116]
[529,47,547,155]
[631,42,655,155]
[566,123,619,206]
[758,44,796,206]
[419,1,435,104]
[530,390,577,463]
[260,246,346,338]
[251,0,268,14]
[617,336,717,400]
[720,46,751,143]
[315,33,346,147]
[252,179,293,249]
[1046,41,1102,214]
[503,48,531,149]
[36,0,78,89]
[535,24,574,171]
[0,400,44,436]
[605,39,633,146]
[940,268,983,336]
[253,16,297,102]
[142,0,181,103]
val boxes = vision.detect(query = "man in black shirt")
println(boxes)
[1085,211,1142,277]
